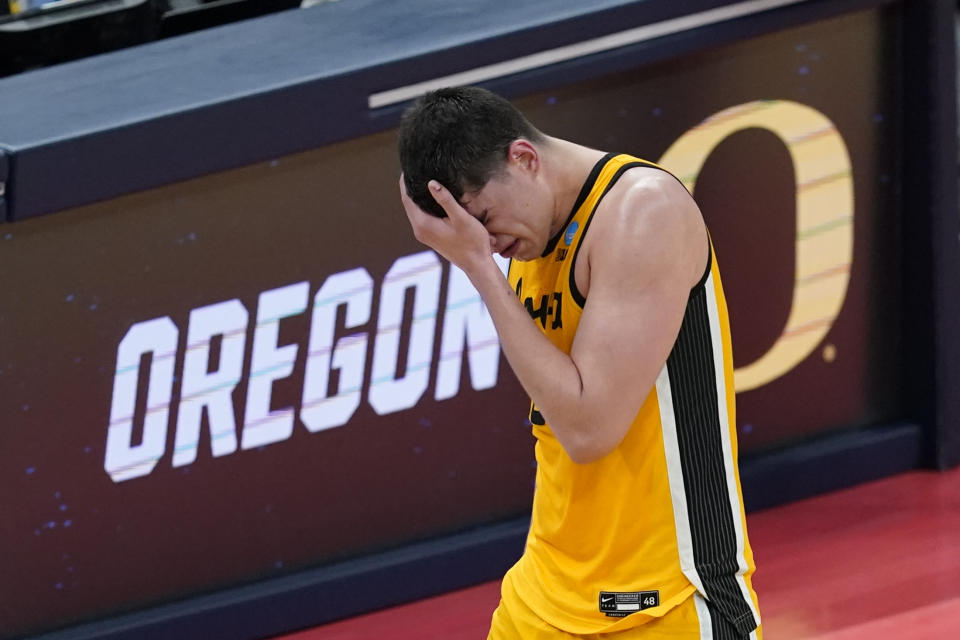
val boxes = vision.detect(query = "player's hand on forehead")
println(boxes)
[399,174,495,272]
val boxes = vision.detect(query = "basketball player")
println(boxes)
[397,87,761,639]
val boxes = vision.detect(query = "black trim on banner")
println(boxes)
[901,0,960,469]
[0,147,7,222]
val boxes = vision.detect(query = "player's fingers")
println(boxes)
[400,176,446,244]
[428,180,470,223]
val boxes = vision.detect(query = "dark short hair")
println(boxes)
[398,86,544,217]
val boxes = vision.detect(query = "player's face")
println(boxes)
[459,164,555,262]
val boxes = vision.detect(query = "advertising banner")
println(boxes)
[0,8,902,637]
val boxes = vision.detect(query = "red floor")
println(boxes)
[275,467,960,639]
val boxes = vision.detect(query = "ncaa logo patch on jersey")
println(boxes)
[564,221,579,246]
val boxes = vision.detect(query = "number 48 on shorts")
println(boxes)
[598,590,660,617]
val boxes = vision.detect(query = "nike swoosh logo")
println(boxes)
[601,596,614,603]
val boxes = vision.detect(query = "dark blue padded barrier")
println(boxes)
[0,0,896,222]
[740,422,925,511]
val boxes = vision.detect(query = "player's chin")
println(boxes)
[513,242,541,262]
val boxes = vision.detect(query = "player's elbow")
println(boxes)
[562,432,620,465]
[552,402,632,464]
[565,445,607,465]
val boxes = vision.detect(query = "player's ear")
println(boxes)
[507,139,539,173]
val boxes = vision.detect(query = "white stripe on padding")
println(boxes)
[368,0,808,108]
[656,364,705,596]
[703,270,761,628]
[694,593,714,640]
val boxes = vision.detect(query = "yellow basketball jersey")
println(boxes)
[505,153,760,636]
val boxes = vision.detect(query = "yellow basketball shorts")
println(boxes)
[487,575,762,640]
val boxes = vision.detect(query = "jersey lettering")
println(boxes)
[551,292,563,330]
[521,291,563,330]
[524,294,550,328]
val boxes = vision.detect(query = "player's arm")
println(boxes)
[557,173,706,461]
[400,173,705,464]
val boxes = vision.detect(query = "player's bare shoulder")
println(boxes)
[582,166,708,291]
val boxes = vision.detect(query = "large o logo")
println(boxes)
[659,100,853,392]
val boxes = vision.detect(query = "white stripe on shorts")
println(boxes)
[694,593,714,640]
